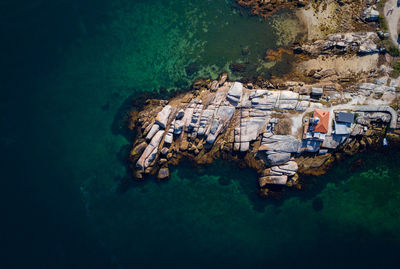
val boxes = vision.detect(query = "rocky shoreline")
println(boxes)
[126,0,400,197]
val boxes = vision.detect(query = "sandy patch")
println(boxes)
[297,54,379,75]
[296,1,340,40]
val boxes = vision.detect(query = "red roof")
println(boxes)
[314,109,329,133]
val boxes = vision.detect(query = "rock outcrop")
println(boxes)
[127,0,400,197]
[361,6,379,22]
[298,32,380,56]
[129,68,400,196]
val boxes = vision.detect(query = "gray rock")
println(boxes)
[321,135,343,149]
[279,90,299,100]
[146,124,160,140]
[240,117,268,142]
[176,109,185,120]
[160,147,169,155]
[144,147,158,168]
[227,95,240,105]
[228,82,243,98]
[279,161,298,172]
[197,108,215,136]
[374,77,388,86]
[390,77,400,88]
[259,135,301,153]
[358,83,376,91]
[156,105,172,128]
[182,107,194,132]
[278,99,298,110]
[206,133,217,144]
[249,89,268,99]
[240,141,250,152]
[296,101,309,111]
[265,152,291,166]
[227,82,243,105]
[136,130,165,170]
[206,106,235,145]
[271,166,296,176]
[164,132,173,144]
[361,6,379,22]
[358,40,379,54]
[174,120,184,135]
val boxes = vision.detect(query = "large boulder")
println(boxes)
[156,105,172,128]
[176,109,185,120]
[174,120,184,135]
[259,135,301,153]
[259,175,288,187]
[240,117,268,143]
[358,40,379,55]
[361,6,379,22]
[270,161,299,176]
[136,130,165,170]
[227,82,243,105]
[265,152,291,166]
[146,124,160,140]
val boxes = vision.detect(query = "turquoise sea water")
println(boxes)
[1,0,400,268]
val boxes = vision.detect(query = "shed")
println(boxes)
[336,112,354,125]
[311,87,323,99]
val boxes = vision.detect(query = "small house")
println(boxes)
[333,112,353,135]
[313,109,330,134]
[336,112,354,126]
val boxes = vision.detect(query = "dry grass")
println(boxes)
[276,118,292,135]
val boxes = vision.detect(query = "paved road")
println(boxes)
[384,0,400,46]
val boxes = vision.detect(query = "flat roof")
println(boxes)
[336,112,354,124]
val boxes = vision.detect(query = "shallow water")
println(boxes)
[1,0,400,268]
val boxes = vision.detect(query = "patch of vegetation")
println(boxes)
[390,102,399,110]
[318,100,331,107]
[276,118,292,135]
[378,15,388,32]
[388,45,400,57]
[377,0,388,9]
[390,60,400,78]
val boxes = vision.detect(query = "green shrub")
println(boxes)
[379,15,388,32]
[391,60,400,77]
[388,46,400,57]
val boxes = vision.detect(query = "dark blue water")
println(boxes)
[1,1,400,268]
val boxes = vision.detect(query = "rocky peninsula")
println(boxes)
[127,0,400,196]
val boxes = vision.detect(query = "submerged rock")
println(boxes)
[259,175,288,187]
[157,167,170,180]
